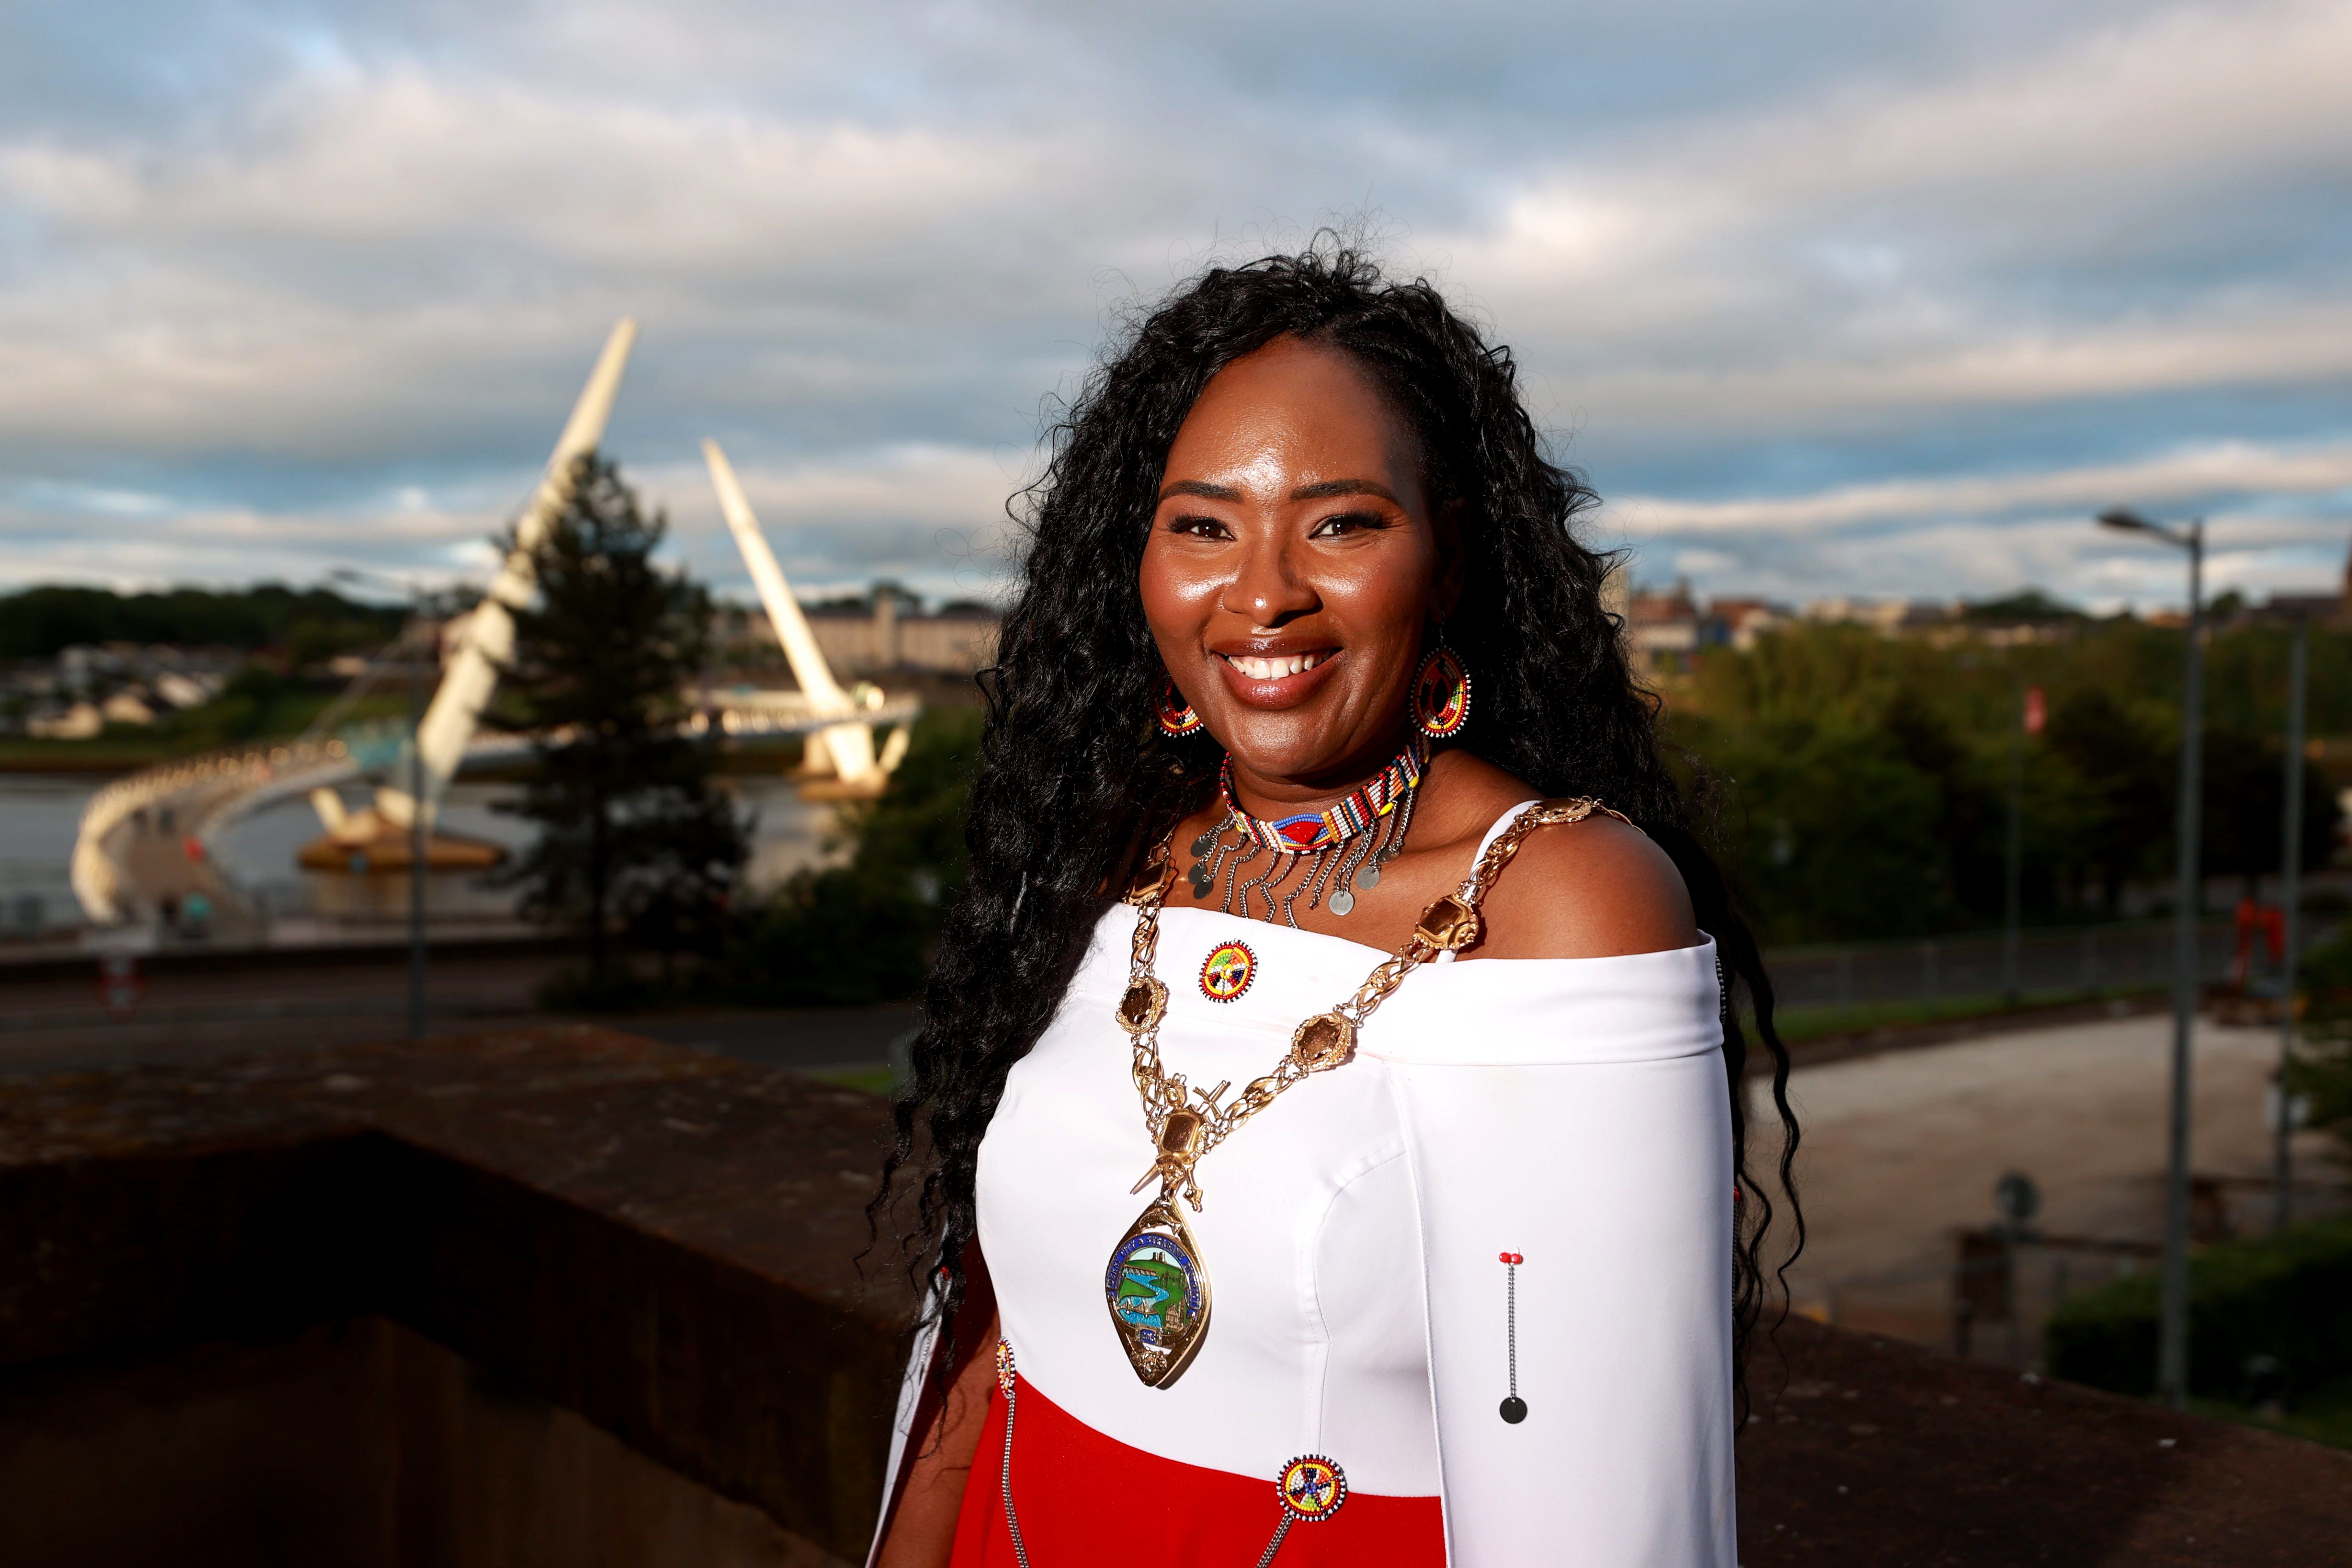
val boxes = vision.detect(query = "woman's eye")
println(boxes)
[1168,514,1231,539]
[1309,511,1386,538]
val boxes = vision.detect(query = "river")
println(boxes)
[0,771,835,938]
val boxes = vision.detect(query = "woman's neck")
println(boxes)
[1222,729,1424,823]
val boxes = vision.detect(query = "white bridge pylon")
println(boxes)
[72,319,921,925]
[702,438,908,796]
[375,318,641,832]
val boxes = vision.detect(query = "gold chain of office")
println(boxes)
[1112,795,1628,1212]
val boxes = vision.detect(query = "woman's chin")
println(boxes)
[1213,716,1368,780]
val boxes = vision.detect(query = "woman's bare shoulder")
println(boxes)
[1470,802,1698,961]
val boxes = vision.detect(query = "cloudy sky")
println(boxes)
[4,0,2350,612]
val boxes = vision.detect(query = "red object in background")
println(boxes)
[182,835,205,863]
[2233,898,2286,988]
[2023,686,2047,736]
[96,953,144,1020]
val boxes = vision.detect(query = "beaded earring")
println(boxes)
[1156,676,1204,737]
[1412,637,1471,739]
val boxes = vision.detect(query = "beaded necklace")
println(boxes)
[1187,735,1429,923]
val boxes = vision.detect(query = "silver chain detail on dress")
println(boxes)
[1507,1263,1519,1400]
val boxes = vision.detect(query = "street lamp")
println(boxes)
[332,568,435,1042]
[2095,506,2204,1410]
[2275,614,2309,1233]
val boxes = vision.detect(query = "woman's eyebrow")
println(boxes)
[1290,478,1399,503]
[1158,479,1241,502]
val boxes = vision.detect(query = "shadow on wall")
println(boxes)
[3,1028,2352,1567]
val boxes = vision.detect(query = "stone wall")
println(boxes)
[3,1025,2349,1567]
[0,1028,915,1567]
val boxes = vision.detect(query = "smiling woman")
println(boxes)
[872,245,1800,1568]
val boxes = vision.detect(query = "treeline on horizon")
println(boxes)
[1673,618,2347,945]
[0,583,405,661]
[9,578,2343,951]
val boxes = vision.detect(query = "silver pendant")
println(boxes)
[1356,862,1380,891]
[1104,1190,1212,1387]
[1328,888,1355,916]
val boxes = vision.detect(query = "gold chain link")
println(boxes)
[1122,797,1622,1207]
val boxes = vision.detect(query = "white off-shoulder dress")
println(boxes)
[873,801,1736,1568]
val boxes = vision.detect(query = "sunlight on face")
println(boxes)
[1139,335,1455,792]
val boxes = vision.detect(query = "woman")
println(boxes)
[872,246,1797,1568]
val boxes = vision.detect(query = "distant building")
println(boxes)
[2260,594,2341,622]
[801,600,1000,676]
[1625,579,1704,675]
[1619,581,1798,676]
[99,691,157,727]
[1804,597,1956,633]
[1708,597,1788,650]
[152,672,219,710]
[719,589,1002,679]
[28,702,103,740]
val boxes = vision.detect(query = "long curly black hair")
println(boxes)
[877,241,1802,1423]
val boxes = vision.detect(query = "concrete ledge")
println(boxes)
[4,1027,2349,1566]
[0,1028,918,1564]
[1738,1317,2352,1565]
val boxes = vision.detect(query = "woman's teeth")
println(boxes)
[1225,651,1325,680]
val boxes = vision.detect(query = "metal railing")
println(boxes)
[1761,920,2242,1012]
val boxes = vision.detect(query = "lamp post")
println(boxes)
[334,569,433,1041]
[2002,678,2025,1007]
[2275,617,2308,1232]
[2002,682,2048,1008]
[2095,507,2204,1409]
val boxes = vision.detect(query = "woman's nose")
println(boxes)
[1222,534,1318,628]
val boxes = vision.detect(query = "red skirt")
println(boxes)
[950,1375,1446,1567]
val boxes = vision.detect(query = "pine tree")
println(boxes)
[496,452,746,1003]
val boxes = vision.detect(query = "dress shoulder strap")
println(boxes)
[1430,796,1632,961]
[1462,798,1543,880]
[1454,797,1634,900]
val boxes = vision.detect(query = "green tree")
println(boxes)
[718,705,983,1005]
[1680,712,1959,943]
[495,452,746,1003]
[2291,925,2352,1167]
[0,583,401,658]
[2041,685,2171,914]
[1672,614,2339,942]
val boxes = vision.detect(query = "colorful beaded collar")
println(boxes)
[1218,735,1429,855]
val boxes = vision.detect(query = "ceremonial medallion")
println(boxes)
[1277,1455,1348,1523]
[1106,798,1618,1400]
[1103,1192,1212,1387]
[1198,940,1256,1002]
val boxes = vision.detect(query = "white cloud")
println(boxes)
[0,439,1034,603]
[1443,0,2352,424]
[1609,440,2352,536]
[649,442,1028,598]
[0,69,1046,270]
[1,0,2350,607]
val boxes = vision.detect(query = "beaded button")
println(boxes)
[1276,1455,1348,1522]
[1199,940,1256,1002]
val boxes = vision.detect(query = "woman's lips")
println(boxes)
[1212,648,1340,708]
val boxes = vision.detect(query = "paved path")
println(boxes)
[1765,1013,2344,1349]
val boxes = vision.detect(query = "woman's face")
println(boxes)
[1140,335,1457,793]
